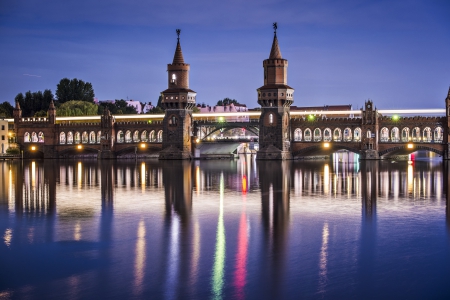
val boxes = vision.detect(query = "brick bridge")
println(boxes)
[8,28,450,160]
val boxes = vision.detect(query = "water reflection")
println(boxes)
[0,157,448,299]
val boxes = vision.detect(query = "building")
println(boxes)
[0,118,9,154]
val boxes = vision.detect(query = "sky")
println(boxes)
[1,0,449,110]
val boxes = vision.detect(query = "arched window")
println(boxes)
[294,128,302,141]
[170,115,177,125]
[133,130,140,142]
[81,131,88,144]
[412,127,420,142]
[60,132,66,144]
[117,130,124,143]
[434,126,443,142]
[97,131,101,144]
[366,130,372,139]
[391,127,399,142]
[333,128,342,142]
[38,132,44,143]
[89,131,96,144]
[354,128,361,142]
[74,132,81,144]
[141,130,148,142]
[269,113,273,124]
[171,73,176,83]
[157,130,163,142]
[313,128,322,142]
[149,130,155,142]
[24,132,31,143]
[67,132,73,144]
[343,128,352,142]
[423,127,432,142]
[304,128,312,141]
[31,132,38,142]
[125,130,132,143]
[401,128,409,142]
[324,128,332,142]
[380,127,389,142]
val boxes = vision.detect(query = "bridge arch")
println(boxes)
[379,145,444,157]
[202,125,259,140]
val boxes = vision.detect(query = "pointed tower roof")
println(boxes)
[48,99,55,110]
[269,33,282,59]
[172,29,185,64]
[15,99,21,110]
[447,85,450,98]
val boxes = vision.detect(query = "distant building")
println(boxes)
[0,119,9,153]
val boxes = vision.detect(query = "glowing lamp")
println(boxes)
[196,138,200,143]
[407,143,413,149]
[324,142,330,148]
[31,146,36,151]
[392,115,400,121]
[140,143,146,148]
[77,145,83,150]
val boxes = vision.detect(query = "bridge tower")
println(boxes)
[159,29,196,160]
[99,108,116,159]
[256,23,294,160]
[360,100,380,159]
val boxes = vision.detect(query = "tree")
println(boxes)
[98,99,137,115]
[147,95,165,114]
[0,101,14,117]
[56,78,95,103]
[217,97,239,106]
[57,100,98,116]
[14,89,55,117]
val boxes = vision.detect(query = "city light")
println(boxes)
[392,115,400,121]
[77,145,83,150]
[407,143,414,149]
[308,114,315,121]
[324,142,330,148]
[31,146,36,151]
[140,143,146,148]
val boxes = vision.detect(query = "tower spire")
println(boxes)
[172,29,185,64]
[269,22,282,59]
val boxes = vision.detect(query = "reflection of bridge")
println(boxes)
[7,26,450,160]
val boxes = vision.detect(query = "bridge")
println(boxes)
[5,28,450,160]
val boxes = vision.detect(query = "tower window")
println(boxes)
[171,74,176,83]
[269,114,273,124]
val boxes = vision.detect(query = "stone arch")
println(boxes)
[141,130,148,142]
[423,127,431,142]
[60,132,66,144]
[38,132,44,143]
[412,127,420,142]
[313,128,322,142]
[97,131,101,144]
[354,127,361,142]
[149,130,155,142]
[304,128,312,142]
[74,132,81,144]
[31,132,38,142]
[67,132,73,144]
[133,130,140,142]
[294,128,302,141]
[157,130,163,142]
[125,130,132,143]
[343,127,352,142]
[82,131,88,144]
[324,128,332,142]
[434,126,443,142]
[333,128,342,142]
[89,131,96,144]
[24,132,31,143]
[380,127,389,142]
[401,127,409,142]
[391,127,399,142]
[117,130,124,143]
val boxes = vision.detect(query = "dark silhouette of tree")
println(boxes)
[14,89,54,117]
[56,78,95,103]
[216,98,239,106]
[98,99,137,115]
[0,101,14,117]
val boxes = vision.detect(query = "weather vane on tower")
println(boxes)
[273,22,277,34]
[176,29,181,42]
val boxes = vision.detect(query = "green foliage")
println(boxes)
[57,100,98,116]
[147,106,165,114]
[216,97,239,106]
[34,110,48,117]
[56,78,95,103]
[15,89,54,117]
[98,99,137,115]
[192,106,200,113]
[6,147,20,155]
[0,101,14,117]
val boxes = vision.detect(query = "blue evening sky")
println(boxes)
[1,0,449,109]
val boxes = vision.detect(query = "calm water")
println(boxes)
[0,156,449,299]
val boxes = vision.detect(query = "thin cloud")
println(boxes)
[23,73,41,78]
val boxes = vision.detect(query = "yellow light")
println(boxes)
[196,138,200,143]
[77,145,82,150]
[407,143,413,149]
[31,146,36,151]
[140,143,146,148]
[324,142,330,148]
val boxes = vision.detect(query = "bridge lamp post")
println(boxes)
[140,143,146,149]
[308,115,315,121]
[31,146,36,151]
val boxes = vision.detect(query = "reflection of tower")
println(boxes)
[160,30,196,160]
[162,160,193,298]
[445,87,450,159]
[357,161,378,294]
[100,160,114,241]
[257,24,294,160]
[444,161,450,231]
[258,160,290,297]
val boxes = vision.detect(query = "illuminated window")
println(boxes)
[304,128,312,142]
[294,128,302,141]
[333,128,342,142]
[313,128,322,142]
[269,114,273,124]
[380,127,389,142]
[391,127,399,142]
[434,126,443,142]
[324,128,331,142]
[59,132,66,144]
[171,73,176,83]
[402,128,409,142]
